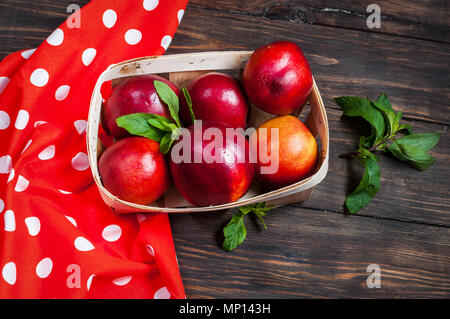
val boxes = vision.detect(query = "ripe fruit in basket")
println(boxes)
[104,75,179,139]
[243,41,313,115]
[253,115,318,190]
[98,137,170,205]
[169,122,255,206]
[179,72,249,129]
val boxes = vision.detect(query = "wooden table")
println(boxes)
[1,0,449,298]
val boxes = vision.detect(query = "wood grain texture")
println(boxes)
[189,0,450,43]
[1,0,449,298]
[170,206,450,298]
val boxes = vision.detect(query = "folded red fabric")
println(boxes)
[0,0,188,298]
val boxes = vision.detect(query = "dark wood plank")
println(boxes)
[0,0,90,58]
[189,0,450,43]
[169,6,450,125]
[170,206,450,298]
[1,1,449,125]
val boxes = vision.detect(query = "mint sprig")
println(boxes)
[116,80,194,154]
[222,202,274,252]
[335,94,442,214]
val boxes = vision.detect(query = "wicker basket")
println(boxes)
[87,51,329,213]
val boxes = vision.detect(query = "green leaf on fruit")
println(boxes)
[182,87,196,124]
[116,113,166,142]
[154,80,182,127]
[160,132,175,155]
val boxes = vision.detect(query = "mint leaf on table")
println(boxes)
[386,132,441,171]
[335,94,442,214]
[334,96,385,140]
[222,202,274,252]
[345,156,380,213]
[223,213,247,252]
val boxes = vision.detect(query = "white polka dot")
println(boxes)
[21,48,36,59]
[102,224,122,242]
[14,110,29,130]
[0,155,12,174]
[30,68,49,87]
[112,276,132,286]
[87,274,95,291]
[47,28,64,46]
[2,262,16,285]
[82,48,96,66]
[0,77,10,94]
[15,175,29,192]
[65,215,77,227]
[55,85,70,101]
[74,236,95,251]
[4,210,15,232]
[25,217,41,236]
[71,152,89,171]
[125,29,142,45]
[143,0,159,11]
[59,189,72,195]
[7,168,14,183]
[102,9,117,28]
[161,35,172,51]
[0,198,4,213]
[177,9,185,23]
[154,286,171,299]
[0,111,10,130]
[38,145,55,160]
[21,139,32,154]
[74,120,87,135]
[146,244,155,256]
[36,257,53,278]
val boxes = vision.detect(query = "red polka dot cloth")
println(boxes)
[0,0,188,298]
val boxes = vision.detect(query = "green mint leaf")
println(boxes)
[154,80,182,127]
[359,132,377,149]
[371,100,397,137]
[397,123,413,135]
[254,210,268,230]
[147,118,170,132]
[395,132,442,152]
[334,96,385,139]
[345,156,380,213]
[116,113,166,142]
[159,132,175,155]
[222,213,247,252]
[376,93,394,111]
[238,205,253,215]
[182,87,196,124]
[386,142,409,161]
[358,147,380,162]
[387,142,437,171]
